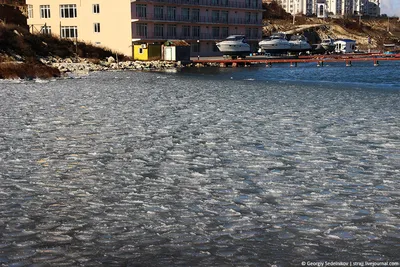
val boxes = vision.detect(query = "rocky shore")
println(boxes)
[39,56,191,75]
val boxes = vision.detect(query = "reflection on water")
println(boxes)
[0,65,399,266]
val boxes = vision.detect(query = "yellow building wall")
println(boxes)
[133,44,162,61]
[26,0,132,56]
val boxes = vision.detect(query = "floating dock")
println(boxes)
[191,53,400,68]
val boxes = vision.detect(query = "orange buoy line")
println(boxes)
[192,53,400,67]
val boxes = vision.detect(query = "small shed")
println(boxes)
[133,43,162,61]
[334,39,356,54]
[163,40,191,62]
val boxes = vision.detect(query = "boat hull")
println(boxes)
[259,45,290,55]
[321,44,335,52]
[289,42,312,53]
[216,43,250,56]
[259,39,291,55]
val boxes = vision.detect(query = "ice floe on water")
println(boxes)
[0,69,399,266]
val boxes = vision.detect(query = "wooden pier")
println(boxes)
[191,53,400,68]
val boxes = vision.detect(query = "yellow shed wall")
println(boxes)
[133,45,149,61]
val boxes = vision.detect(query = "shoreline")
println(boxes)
[2,51,397,80]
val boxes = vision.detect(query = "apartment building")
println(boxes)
[26,0,132,56]
[27,0,263,57]
[324,0,354,16]
[277,0,379,17]
[362,0,380,16]
[131,0,264,56]
[275,0,315,16]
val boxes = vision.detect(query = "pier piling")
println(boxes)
[191,54,399,68]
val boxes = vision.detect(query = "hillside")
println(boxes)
[262,2,400,51]
[0,22,126,79]
[0,3,126,79]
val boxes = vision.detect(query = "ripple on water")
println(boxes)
[1,70,400,265]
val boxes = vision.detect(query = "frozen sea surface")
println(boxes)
[0,63,399,266]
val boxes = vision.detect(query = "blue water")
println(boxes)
[0,62,399,266]
[180,60,400,89]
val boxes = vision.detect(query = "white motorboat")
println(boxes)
[320,38,336,53]
[288,35,312,53]
[216,35,250,58]
[258,32,291,55]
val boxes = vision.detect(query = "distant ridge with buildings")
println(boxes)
[266,0,380,17]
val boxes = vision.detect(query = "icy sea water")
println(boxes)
[0,61,399,266]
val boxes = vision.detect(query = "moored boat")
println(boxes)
[258,32,291,55]
[320,38,336,53]
[216,35,251,59]
[288,34,312,53]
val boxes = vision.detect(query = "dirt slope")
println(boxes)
[262,2,400,51]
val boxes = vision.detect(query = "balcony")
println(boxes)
[131,0,262,10]
[132,32,262,40]
[132,13,262,25]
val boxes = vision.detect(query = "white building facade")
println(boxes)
[276,0,380,17]
[275,0,316,16]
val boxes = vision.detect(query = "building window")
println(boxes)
[61,26,78,38]
[154,24,164,37]
[319,5,324,16]
[136,23,147,37]
[245,12,251,23]
[212,27,219,38]
[93,4,100,14]
[136,4,147,18]
[60,4,77,18]
[167,24,176,38]
[167,6,176,20]
[245,27,251,38]
[40,5,51,18]
[221,11,228,23]
[191,9,199,22]
[192,42,200,53]
[154,6,164,20]
[192,26,200,38]
[182,8,190,21]
[41,25,51,34]
[221,27,228,38]
[212,10,219,23]
[252,28,258,38]
[94,23,100,33]
[28,5,33,18]
[182,25,190,38]
[245,0,252,8]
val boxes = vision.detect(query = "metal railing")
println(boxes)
[132,32,262,40]
[133,13,262,25]
[132,0,262,10]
